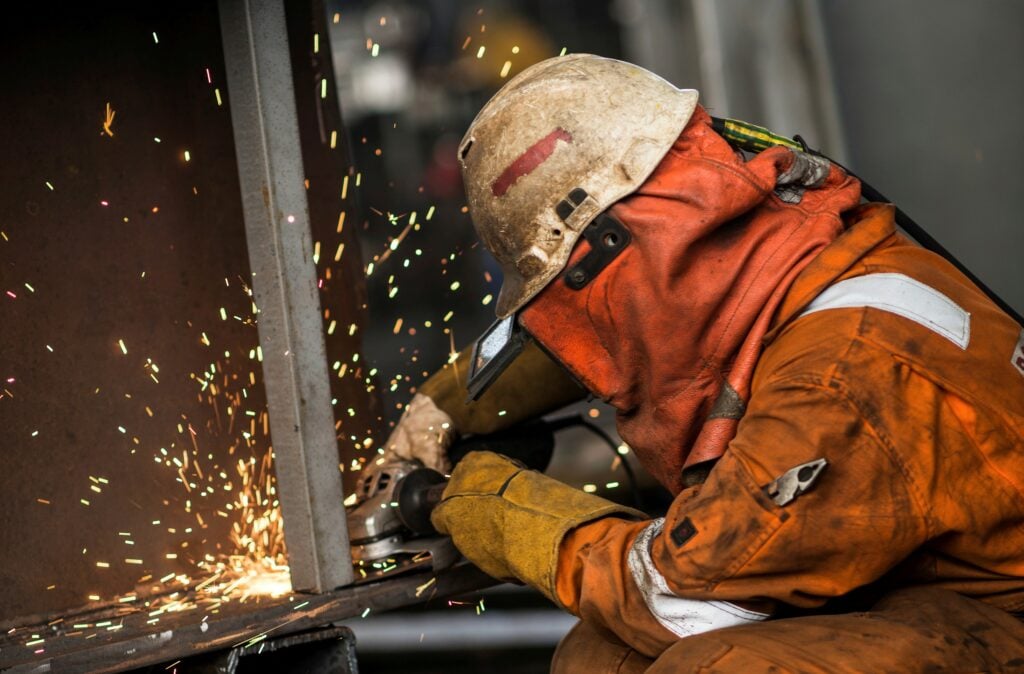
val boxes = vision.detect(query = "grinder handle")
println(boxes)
[395,468,449,536]
[422,482,447,514]
[397,419,561,537]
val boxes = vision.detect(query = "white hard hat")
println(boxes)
[459,54,698,317]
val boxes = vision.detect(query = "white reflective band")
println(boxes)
[798,273,971,350]
[626,519,768,639]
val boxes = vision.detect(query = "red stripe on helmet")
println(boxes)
[491,128,573,197]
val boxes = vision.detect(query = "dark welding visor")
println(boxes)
[466,313,529,402]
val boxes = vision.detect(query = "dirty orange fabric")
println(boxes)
[519,106,862,494]
[553,204,1024,658]
[550,588,1024,674]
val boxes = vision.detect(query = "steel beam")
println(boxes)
[0,565,496,673]
[218,0,352,591]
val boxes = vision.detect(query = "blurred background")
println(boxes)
[0,1,1019,672]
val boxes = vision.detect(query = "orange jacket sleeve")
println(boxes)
[556,370,930,657]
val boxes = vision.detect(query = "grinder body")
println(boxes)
[345,419,558,580]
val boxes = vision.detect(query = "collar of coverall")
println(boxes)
[518,106,863,493]
[762,202,898,344]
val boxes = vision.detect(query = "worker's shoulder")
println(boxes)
[758,244,1024,423]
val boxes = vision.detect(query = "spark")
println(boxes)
[476,46,486,59]
[102,102,116,137]
[415,577,436,597]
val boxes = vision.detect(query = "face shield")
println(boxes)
[465,313,529,402]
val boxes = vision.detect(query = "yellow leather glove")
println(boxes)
[430,451,644,606]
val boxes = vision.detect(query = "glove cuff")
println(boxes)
[432,451,643,607]
[499,469,644,606]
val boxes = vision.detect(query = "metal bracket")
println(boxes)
[763,458,828,506]
[218,0,353,591]
[173,625,359,673]
[563,211,632,290]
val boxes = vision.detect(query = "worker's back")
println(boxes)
[746,203,1024,612]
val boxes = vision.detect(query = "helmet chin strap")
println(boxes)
[711,116,1023,327]
[562,209,633,291]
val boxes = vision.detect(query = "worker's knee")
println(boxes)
[644,629,822,674]
[649,588,1024,674]
[550,620,652,674]
[555,590,1024,674]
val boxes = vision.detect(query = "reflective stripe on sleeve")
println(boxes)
[798,272,971,349]
[626,519,768,638]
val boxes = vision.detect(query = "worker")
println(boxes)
[381,54,1024,671]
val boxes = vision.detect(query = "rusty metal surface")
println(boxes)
[0,3,256,620]
[218,0,352,593]
[0,565,494,673]
[0,0,377,621]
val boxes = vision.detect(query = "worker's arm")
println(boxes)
[431,365,929,659]
[384,339,587,471]
[421,339,587,435]
[553,373,928,657]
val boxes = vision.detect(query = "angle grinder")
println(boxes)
[345,418,560,582]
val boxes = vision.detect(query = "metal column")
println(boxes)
[219,0,352,591]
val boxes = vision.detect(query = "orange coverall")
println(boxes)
[421,108,1024,669]
[546,203,1024,670]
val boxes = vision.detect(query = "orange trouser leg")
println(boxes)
[550,621,654,674]
[552,588,1024,674]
